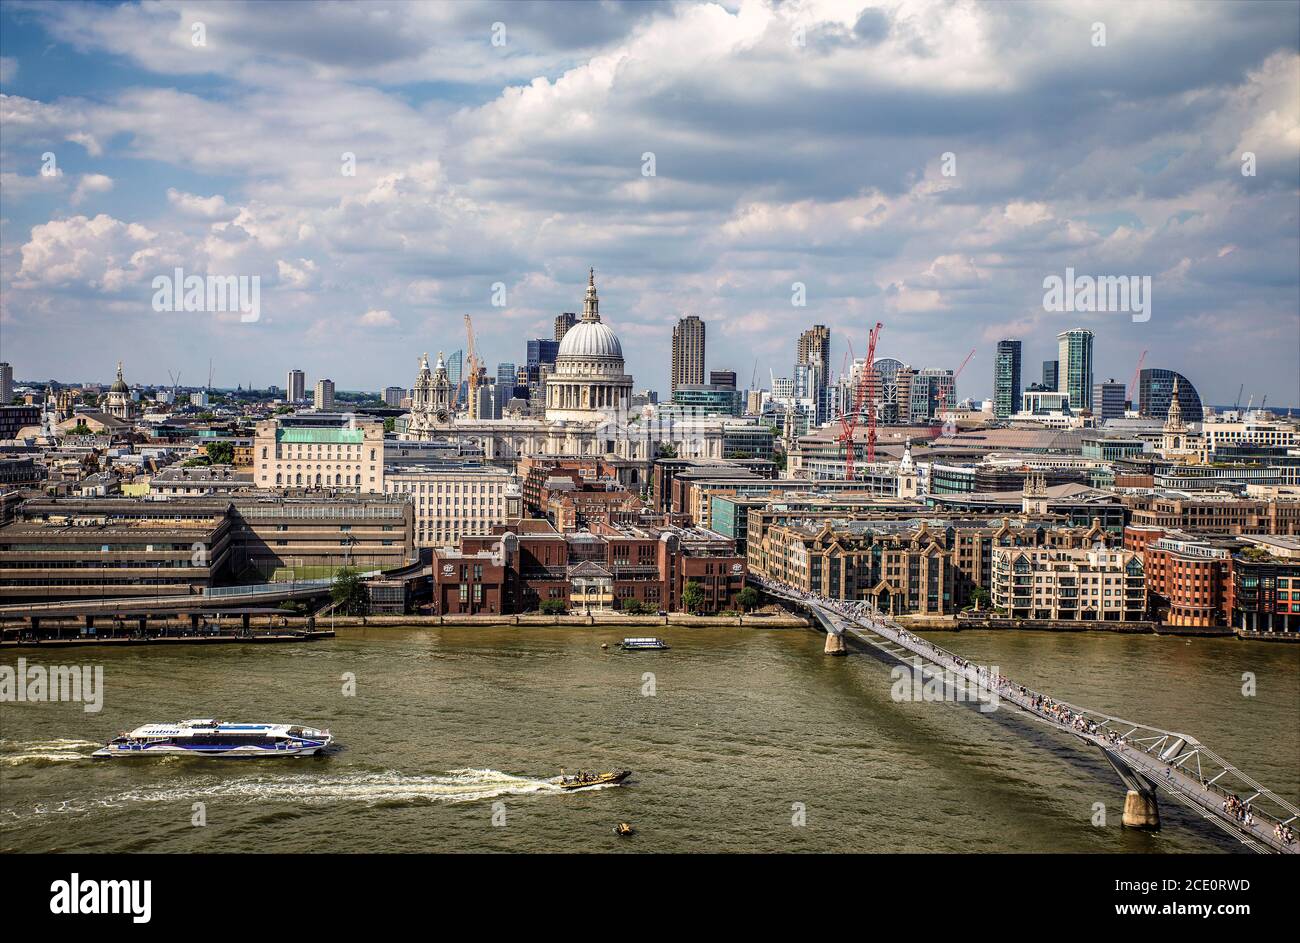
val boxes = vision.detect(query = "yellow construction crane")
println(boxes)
[464,314,482,416]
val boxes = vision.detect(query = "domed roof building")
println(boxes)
[103,361,135,420]
[545,269,632,425]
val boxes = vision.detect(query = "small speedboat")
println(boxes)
[618,637,669,651]
[555,769,632,790]
[614,822,635,837]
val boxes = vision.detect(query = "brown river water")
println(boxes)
[2,626,1296,853]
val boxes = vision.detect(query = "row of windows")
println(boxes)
[268,473,375,486]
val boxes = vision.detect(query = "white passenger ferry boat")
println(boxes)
[93,719,332,758]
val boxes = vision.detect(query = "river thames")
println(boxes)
[2,626,1297,853]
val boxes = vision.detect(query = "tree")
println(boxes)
[622,599,648,615]
[205,441,235,465]
[331,566,367,615]
[682,580,706,614]
[656,442,678,459]
[970,587,991,611]
[540,599,567,615]
[736,587,760,612]
[383,417,396,434]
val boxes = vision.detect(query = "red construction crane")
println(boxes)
[1128,349,1148,407]
[934,347,976,434]
[837,322,883,478]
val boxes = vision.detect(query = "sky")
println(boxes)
[0,0,1297,405]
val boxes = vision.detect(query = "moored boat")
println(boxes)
[92,719,332,758]
[617,637,669,651]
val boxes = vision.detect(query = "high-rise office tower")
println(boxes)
[1092,378,1126,421]
[314,378,335,411]
[0,362,12,405]
[554,312,577,342]
[286,368,305,403]
[383,386,406,407]
[1042,360,1059,391]
[993,340,1022,420]
[907,369,954,423]
[709,370,737,389]
[526,339,559,383]
[797,325,831,375]
[1057,329,1094,412]
[671,315,706,395]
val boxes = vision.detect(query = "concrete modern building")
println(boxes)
[1093,378,1127,421]
[669,384,742,416]
[313,378,334,411]
[1057,329,1094,413]
[798,324,832,376]
[286,369,306,404]
[554,312,577,342]
[0,361,12,405]
[993,340,1022,420]
[384,463,520,547]
[383,386,406,407]
[671,314,706,395]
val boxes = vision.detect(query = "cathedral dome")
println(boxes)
[110,361,129,394]
[557,319,622,361]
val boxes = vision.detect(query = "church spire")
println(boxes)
[1166,376,1184,430]
[582,267,600,322]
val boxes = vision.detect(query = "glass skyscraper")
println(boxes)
[993,339,1022,419]
[1056,329,1094,412]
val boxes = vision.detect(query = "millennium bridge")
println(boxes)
[755,576,1299,855]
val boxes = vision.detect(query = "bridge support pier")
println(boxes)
[1102,748,1160,829]
[1122,789,1161,829]
[824,632,845,656]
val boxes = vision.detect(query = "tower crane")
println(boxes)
[464,314,482,416]
[836,322,882,478]
[1128,349,1148,409]
[935,347,975,430]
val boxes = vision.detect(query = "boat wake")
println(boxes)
[0,738,101,766]
[14,768,622,815]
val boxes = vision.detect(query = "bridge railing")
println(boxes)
[755,576,1299,851]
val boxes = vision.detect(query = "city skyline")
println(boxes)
[1,1,1298,403]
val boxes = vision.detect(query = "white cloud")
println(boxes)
[358,308,398,328]
[16,214,160,291]
[71,173,114,204]
[167,188,237,220]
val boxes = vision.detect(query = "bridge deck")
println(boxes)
[758,578,1299,855]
